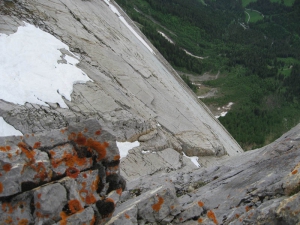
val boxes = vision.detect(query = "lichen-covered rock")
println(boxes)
[0,192,33,225]
[55,206,95,225]
[112,123,300,224]
[109,182,181,224]
[0,119,123,224]
[33,183,67,224]
[0,140,52,197]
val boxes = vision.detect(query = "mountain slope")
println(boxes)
[0,0,241,159]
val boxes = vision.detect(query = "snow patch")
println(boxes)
[158,31,174,44]
[142,150,151,154]
[104,0,155,54]
[183,152,200,168]
[0,22,91,108]
[215,102,233,119]
[0,117,23,136]
[117,141,140,159]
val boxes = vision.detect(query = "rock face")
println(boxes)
[111,123,300,224]
[0,119,123,224]
[0,0,241,162]
[1,0,299,224]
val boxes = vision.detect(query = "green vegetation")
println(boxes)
[270,0,295,6]
[245,9,264,23]
[243,0,257,7]
[116,0,300,150]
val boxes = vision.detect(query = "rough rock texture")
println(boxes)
[110,123,300,224]
[0,0,242,163]
[0,119,123,224]
[1,0,299,224]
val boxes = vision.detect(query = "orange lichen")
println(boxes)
[95,130,101,135]
[86,139,108,161]
[35,211,44,218]
[198,218,203,223]
[116,188,122,196]
[60,211,68,225]
[0,182,3,193]
[66,167,80,178]
[7,153,13,159]
[3,163,12,172]
[125,213,130,219]
[33,142,41,149]
[49,150,56,157]
[292,170,298,175]
[91,175,99,191]
[37,193,42,199]
[245,206,251,212]
[198,201,204,207]
[85,194,97,204]
[60,129,67,134]
[170,205,175,210]
[90,216,96,225]
[33,162,48,181]
[0,146,11,152]
[74,132,87,145]
[113,155,120,161]
[36,202,41,209]
[0,173,2,177]
[51,151,86,169]
[79,182,97,205]
[83,173,87,178]
[68,199,83,214]
[18,142,35,162]
[207,210,218,224]
[84,128,88,133]
[68,132,108,161]
[235,214,240,218]
[5,216,13,224]
[18,219,28,225]
[152,196,164,212]
[2,202,13,213]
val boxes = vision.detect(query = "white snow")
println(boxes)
[183,152,200,168]
[117,141,140,159]
[0,117,23,136]
[104,0,155,54]
[0,22,91,108]
[215,102,233,119]
[183,49,205,59]
[158,31,174,44]
[142,150,151,154]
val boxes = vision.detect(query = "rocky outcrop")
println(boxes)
[0,119,124,224]
[111,123,300,224]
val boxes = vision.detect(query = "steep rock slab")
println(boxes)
[0,0,242,160]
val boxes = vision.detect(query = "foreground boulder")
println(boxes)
[0,119,123,224]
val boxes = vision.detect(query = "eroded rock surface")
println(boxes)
[110,124,300,224]
[0,119,123,224]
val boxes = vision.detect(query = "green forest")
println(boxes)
[115,0,300,150]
